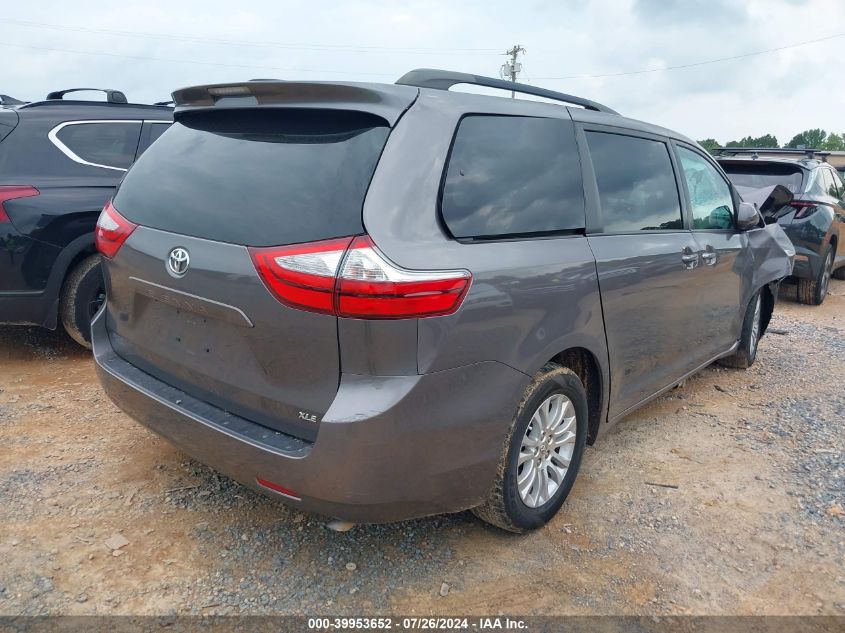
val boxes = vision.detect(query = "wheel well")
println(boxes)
[550,347,602,445]
[760,284,775,335]
[830,234,838,255]
[62,246,98,290]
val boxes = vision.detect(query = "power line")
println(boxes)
[0,18,500,55]
[0,41,398,76]
[5,22,840,87]
[536,31,845,80]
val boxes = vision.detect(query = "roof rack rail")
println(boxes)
[46,88,128,104]
[153,100,175,106]
[396,68,619,115]
[0,94,26,106]
[714,146,831,162]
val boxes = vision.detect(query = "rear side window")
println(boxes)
[0,110,18,144]
[148,122,170,145]
[55,121,142,169]
[831,170,845,198]
[441,116,584,239]
[821,169,841,198]
[113,109,390,247]
[586,132,682,232]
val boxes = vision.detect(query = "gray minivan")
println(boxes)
[92,70,794,532]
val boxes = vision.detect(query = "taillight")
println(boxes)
[95,201,138,259]
[249,235,471,319]
[336,236,471,318]
[0,185,39,223]
[250,237,354,315]
[791,201,831,219]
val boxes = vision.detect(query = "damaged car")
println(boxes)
[92,70,794,532]
[717,150,845,305]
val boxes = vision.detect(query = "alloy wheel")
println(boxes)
[819,251,833,300]
[517,394,577,508]
[88,287,106,320]
[748,294,762,356]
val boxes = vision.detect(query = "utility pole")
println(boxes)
[501,44,526,98]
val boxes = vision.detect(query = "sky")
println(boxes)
[2,0,843,145]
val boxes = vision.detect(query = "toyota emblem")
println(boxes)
[167,247,190,277]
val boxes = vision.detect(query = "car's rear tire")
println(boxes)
[718,291,762,370]
[471,363,588,533]
[60,254,105,349]
[797,247,833,306]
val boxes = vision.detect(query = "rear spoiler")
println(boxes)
[715,147,831,162]
[171,81,419,127]
[0,94,26,106]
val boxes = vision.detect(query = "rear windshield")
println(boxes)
[113,109,390,247]
[0,109,18,144]
[720,162,805,194]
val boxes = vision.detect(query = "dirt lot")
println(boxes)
[0,281,843,617]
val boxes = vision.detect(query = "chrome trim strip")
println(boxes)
[47,119,166,171]
[128,276,254,327]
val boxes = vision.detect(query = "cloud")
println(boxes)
[1,0,842,145]
[632,0,749,25]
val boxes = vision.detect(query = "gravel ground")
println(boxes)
[0,280,843,616]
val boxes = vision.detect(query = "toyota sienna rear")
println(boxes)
[93,71,793,532]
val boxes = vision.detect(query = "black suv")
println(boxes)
[0,89,172,345]
[717,149,845,305]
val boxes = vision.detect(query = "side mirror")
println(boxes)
[736,201,761,231]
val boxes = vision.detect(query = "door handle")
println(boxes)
[701,251,717,265]
[681,253,699,269]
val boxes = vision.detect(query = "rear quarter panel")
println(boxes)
[362,91,609,409]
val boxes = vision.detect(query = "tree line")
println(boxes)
[698,129,845,151]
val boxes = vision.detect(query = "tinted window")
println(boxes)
[148,122,170,145]
[831,169,845,198]
[135,122,171,159]
[0,110,17,144]
[721,162,804,193]
[677,147,734,230]
[586,132,682,232]
[114,109,390,247]
[822,169,841,198]
[441,116,584,238]
[56,122,141,169]
[808,169,831,196]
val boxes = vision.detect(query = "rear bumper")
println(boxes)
[788,248,822,281]
[92,309,530,523]
[778,220,826,281]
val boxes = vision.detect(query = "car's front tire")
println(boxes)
[472,363,588,533]
[718,291,762,369]
[60,254,105,349]
[797,246,833,306]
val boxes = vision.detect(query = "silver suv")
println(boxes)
[92,70,794,531]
